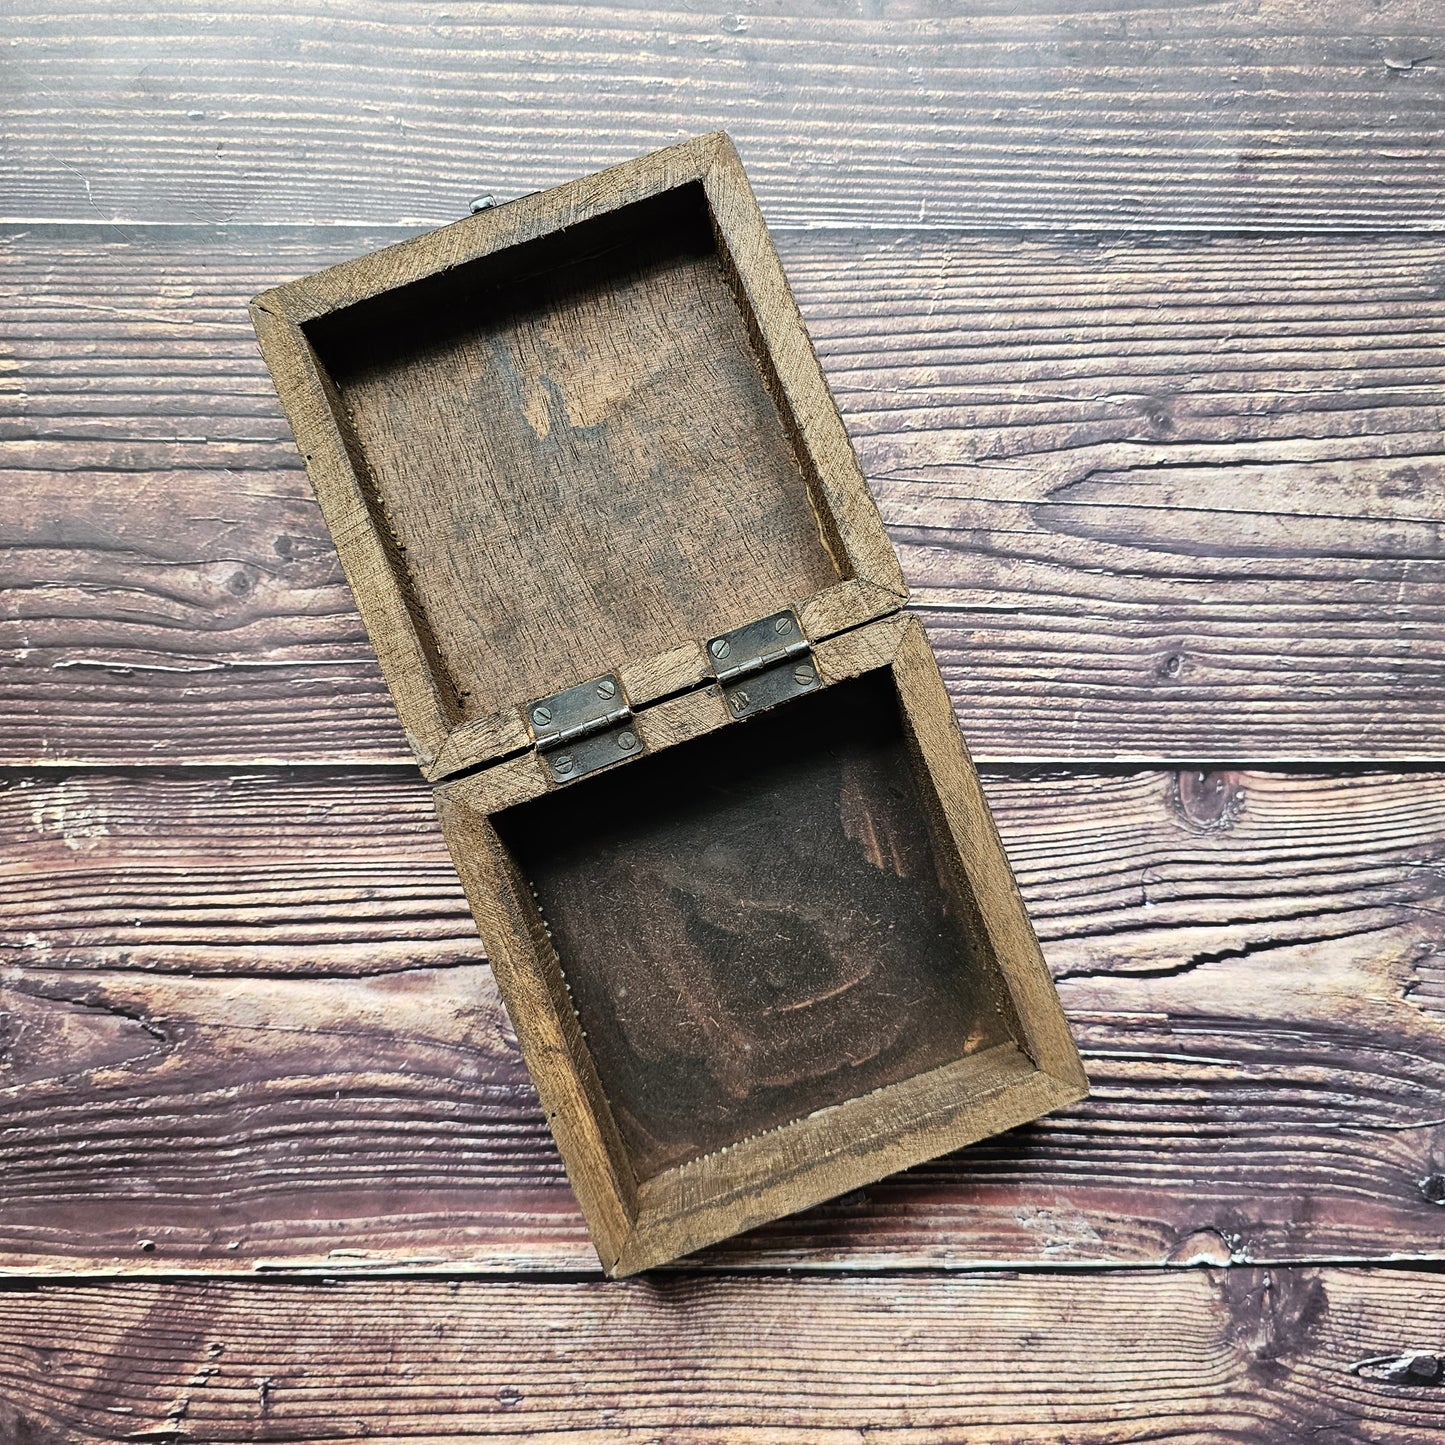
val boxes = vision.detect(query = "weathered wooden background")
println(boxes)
[3,1,1444,1440]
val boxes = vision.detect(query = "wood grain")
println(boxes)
[437,616,1080,1276]
[2,1268,1444,1443]
[3,1,1444,230]
[249,135,904,784]
[5,9,1442,1436]
[4,226,1442,763]
[4,763,1443,1273]
[499,670,1013,1181]
[312,187,842,731]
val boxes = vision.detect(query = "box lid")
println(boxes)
[251,132,907,780]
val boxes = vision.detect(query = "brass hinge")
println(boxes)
[524,609,819,785]
[524,672,643,785]
[707,608,820,719]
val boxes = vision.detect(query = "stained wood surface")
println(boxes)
[5,226,1443,764]
[314,188,842,729]
[3,1268,1444,1444]
[503,672,1010,1180]
[5,7,1445,1435]
[3,1,1445,231]
[5,763,1442,1274]
[251,135,907,789]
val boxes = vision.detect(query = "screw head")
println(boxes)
[774,615,793,634]
[1406,1353,1442,1381]
[596,678,616,700]
[793,664,814,686]
[531,705,552,726]
[729,689,750,714]
[616,730,637,752]
[469,194,496,213]
[710,638,730,659]
[551,753,575,776]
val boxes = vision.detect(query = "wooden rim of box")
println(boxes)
[250,131,908,781]
[249,132,1086,1275]
[436,614,1086,1276]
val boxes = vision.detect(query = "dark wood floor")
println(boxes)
[3,3,1444,1440]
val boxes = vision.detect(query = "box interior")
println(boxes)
[495,671,1019,1182]
[304,184,846,725]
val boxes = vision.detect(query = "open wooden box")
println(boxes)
[251,132,1086,1275]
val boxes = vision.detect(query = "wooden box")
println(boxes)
[250,132,1086,1275]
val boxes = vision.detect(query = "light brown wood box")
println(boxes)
[249,131,1086,1276]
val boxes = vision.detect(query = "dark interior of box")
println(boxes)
[304,184,845,725]
[496,671,1017,1182]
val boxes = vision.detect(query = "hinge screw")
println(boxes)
[729,690,750,714]
[551,753,575,776]
[596,678,616,700]
[774,615,793,634]
[710,638,730,659]
[794,664,814,686]
[616,731,637,752]
[531,705,552,726]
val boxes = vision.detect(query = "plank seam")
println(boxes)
[4,1258,1445,1289]
[8,219,1445,240]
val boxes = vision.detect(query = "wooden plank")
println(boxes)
[4,226,1442,764]
[1,1268,1443,1442]
[3,1,1444,230]
[4,765,1443,1274]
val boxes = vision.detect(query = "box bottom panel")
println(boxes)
[496,671,1016,1181]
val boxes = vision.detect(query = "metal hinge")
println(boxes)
[523,609,817,784]
[525,672,643,785]
[707,608,820,719]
